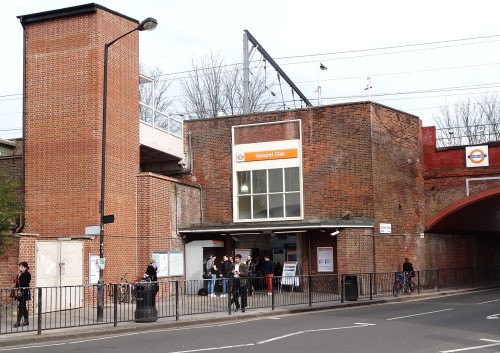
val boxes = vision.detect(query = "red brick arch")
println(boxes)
[426,186,500,234]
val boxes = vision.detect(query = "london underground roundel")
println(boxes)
[465,145,489,168]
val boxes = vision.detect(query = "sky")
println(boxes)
[2,0,500,139]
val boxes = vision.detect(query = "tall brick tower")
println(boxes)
[18,4,140,281]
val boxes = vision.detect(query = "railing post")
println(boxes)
[369,273,373,300]
[341,274,345,303]
[308,274,312,307]
[271,277,275,311]
[175,280,179,321]
[417,271,420,294]
[37,287,42,335]
[113,283,117,327]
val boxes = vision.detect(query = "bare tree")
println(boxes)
[140,63,173,113]
[180,52,276,119]
[223,63,275,116]
[433,94,500,147]
[180,52,226,119]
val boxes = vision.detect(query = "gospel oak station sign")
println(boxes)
[236,148,298,163]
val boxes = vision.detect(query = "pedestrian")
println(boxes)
[402,257,415,283]
[230,254,248,312]
[206,255,218,297]
[13,261,31,328]
[145,259,159,300]
[145,259,158,282]
[219,255,231,297]
[402,257,414,273]
[263,255,275,295]
[246,255,256,296]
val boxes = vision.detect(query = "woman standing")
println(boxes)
[144,259,159,303]
[14,261,31,328]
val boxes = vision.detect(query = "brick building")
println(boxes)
[178,103,426,277]
[0,4,197,291]
[0,3,498,291]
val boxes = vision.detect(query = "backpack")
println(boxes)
[198,287,208,296]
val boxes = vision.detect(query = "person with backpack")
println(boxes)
[206,255,218,297]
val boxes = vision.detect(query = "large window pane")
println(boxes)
[140,104,153,124]
[253,170,267,194]
[253,195,267,218]
[284,167,300,192]
[238,196,251,219]
[237,171,251,195]
[236,166,301,221]
[268,169,283,193]
[155,111,169,131]
[285,192,301,217]
[269,194,284,218]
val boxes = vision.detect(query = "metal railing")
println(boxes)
[1,265,499,335]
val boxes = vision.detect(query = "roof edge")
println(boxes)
[17,3,138,25]
[179,218,375,234]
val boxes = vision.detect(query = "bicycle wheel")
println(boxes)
[393,281,401,297]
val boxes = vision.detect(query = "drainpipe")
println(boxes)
[15,24,27,234]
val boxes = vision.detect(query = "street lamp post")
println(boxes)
[97,17,158,322]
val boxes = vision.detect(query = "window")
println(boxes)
[236,167,301,220]
[0,145,13,157]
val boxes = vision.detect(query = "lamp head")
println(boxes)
[320,63,327,70]
[138,17,158,31]
[330,230,340,236]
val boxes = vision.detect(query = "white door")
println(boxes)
[36,241,83,312]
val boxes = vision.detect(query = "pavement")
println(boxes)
[0,287,491,348]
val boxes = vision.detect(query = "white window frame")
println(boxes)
[231,120,303,223]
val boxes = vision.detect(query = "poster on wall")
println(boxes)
[152,251,184,277]
[317,247,334,272]
[152,252,169,277]
[169,251,184,276]
[89,254,99,285]
[235,248,251,260]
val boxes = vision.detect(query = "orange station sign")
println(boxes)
[239,148,298,162]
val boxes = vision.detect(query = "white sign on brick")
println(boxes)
[380,223,392,234]
[466,145,489,168]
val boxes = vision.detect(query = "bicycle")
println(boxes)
[392,272,415,297]
[118,273,137,304]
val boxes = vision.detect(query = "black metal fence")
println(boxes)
[1,265,499,335]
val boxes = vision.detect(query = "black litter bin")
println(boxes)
[344,275,358,301]
[135,282,158,322]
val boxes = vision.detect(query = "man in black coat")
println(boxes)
[218,255,231,297]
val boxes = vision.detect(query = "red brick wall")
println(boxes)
[137,173,201,279]
[183,103,425,274]
[21,9,140,284]
[0,239,20,289]
[23,9,139,239]
[423,126,500,217]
